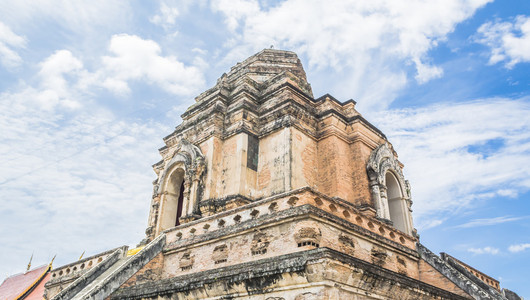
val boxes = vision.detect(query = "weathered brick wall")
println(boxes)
[120,252,164,288]
[256,128,291,197]
[350,141,374,206]
[418,258,471,298]
[292,129,317,189]
[317,135,355,202]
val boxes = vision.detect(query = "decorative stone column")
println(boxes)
[378,185,391,220]
[148,139,207,232]
[370,182,384,219]
[367,143,415,235]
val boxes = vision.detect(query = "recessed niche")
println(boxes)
[287,197,299,207]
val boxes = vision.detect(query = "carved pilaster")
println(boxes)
[370,183,383,219]
[147,138,207,237]
[367,143,415,235]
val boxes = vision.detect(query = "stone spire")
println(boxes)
[222,49,312,95]
[195,49,313,104]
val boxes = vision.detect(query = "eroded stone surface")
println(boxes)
[42,49,519,300]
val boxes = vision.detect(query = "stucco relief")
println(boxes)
[149,139,207,235]
[294,221,321,247]
[367,143,406,189]
[366,143,413,235]
[156,139,206,195]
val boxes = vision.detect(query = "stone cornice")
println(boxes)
[160,82,386,155]
[110,247,470,300]
[163,204,419,258]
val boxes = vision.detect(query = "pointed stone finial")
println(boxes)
[49,255,56,268]
[26,253,33,273]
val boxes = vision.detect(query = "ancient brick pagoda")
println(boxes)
[38,49,520,300]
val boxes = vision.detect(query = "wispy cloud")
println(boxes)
[454,216,525,228]
[0,40,179,273]
[0,87,167,272]
[150,2,180,31]
[508,243,530,253]
[97,34,206,96]
[0,0,132,36]
[213,0,492,110]
[373,99,530,228]
[418,218,446,230]
[0,21,26,68]
[476,15,530,68]
[468,246,500,255]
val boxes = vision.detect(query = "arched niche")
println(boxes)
[385,171,408,233]
[155,139,206,234]
[159,167,186,230]
[367,143,414,235]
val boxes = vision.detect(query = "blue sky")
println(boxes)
[0,0,529,296]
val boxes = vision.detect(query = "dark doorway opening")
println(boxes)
[175,180,185,226]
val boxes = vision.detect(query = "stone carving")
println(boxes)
[251,231,270,255]
[179,251,194,270]
[212,244,228,264]
[371,247,388,266]
[155,139,206,226]
[156,140,204,189]
[338,234,356,256]
[366,143,414,234]
[294,221,321,247]
[367,143,406,191]
[295,292,317,300]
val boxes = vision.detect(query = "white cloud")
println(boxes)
[476,15,530,68]
[0,21,26,68]
[37,50,84,109]
[211,0,259,32]
[373,99,530,227]
[508,243,530,253]
[455,216,525,228]
[419,219,446,230]
[468,246,499,255]
[31,35,207,98]
[150,2,180,29]
[0,27,213,271]
[0,1,131,35]
[413,58,444,84]
[99,34,206,96]
[0,65,170,275]
[3,50,87,112]
[213,0,491,110]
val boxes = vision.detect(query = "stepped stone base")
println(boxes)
[111,248,471,300]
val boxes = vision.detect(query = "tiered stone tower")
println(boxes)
[43,49,515,300]
[144,49,414,240]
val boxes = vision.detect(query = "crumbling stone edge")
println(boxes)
[417,243,506,300]
[441,253,506,299]
[76,234,166,300]
[111,247,470,300]
[51,245,129,300]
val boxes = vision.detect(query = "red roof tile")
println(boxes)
[24,272,50,300]
[0,265,50,300]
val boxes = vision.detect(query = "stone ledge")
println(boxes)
[51,247,126,300]
[165,203,418,257]
[441,253,505,298]
[161,80,386,150]
[161,187,417,257]
[110,247,470,300]
[417,243,506,300]
[46,246,128,288]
